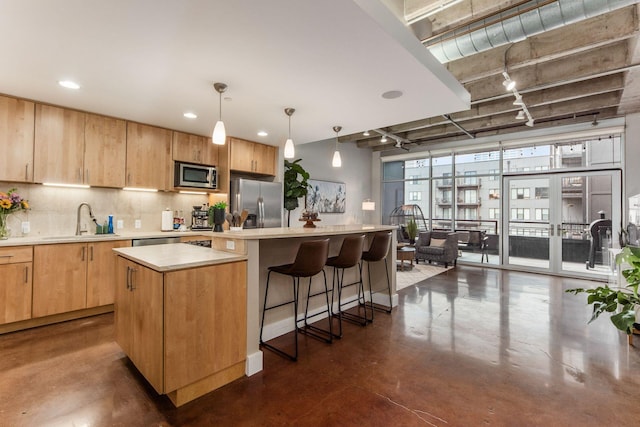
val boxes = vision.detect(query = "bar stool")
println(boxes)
[361,231,392,315]
[260,238,330,361]
[326,234,367,337]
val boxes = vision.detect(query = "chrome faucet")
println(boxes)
[76,202,96,235]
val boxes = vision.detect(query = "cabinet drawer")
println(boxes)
[0,246,33,264]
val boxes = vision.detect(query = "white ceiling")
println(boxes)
[0,0,469,147]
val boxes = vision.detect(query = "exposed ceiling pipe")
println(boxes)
[372,128,411,145]
[442,114,475,139]
[425,0,638,63]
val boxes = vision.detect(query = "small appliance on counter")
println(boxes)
[191,205,212,231]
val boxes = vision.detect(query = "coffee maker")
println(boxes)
[191,206,212,231]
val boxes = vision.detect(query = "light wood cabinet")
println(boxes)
[33,240,129,317]
[229,137,277,176]
[86,240,131,308]
[126,122,172,190]
[34,104,86,184]
[115,256,164,392]
[84,113,127,187]
[33,243,87,317]
[114,257,246,405]
[0,95,34,183]
[172,131,218,166]
[0,246,33,324]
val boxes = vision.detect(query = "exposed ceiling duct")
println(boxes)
[425,0,639,63]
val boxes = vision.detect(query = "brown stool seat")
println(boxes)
[361,231,392,315]
[260,238,331,361]
[326,235,368,336]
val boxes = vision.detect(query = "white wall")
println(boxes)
[288,139,373,227]
[625,112,640,203]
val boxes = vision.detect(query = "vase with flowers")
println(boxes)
[0,188,29,239]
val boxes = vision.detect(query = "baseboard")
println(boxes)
[245,351,263,376]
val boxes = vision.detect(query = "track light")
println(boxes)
[526,118,534,127]
[363,130,370,136]
[513,95,524,106]
[380,135,387,143]
[502,72,515,91]
[516,110,525,120]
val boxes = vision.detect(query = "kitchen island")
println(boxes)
[112,243,247,407]
[206,224,397,376]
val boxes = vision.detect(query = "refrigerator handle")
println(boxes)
[257,196,265,228]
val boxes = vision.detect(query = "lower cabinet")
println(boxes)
[0,246,33,325]
[114,257,247,405]
[33,240,131,317]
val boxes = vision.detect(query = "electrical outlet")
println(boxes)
[134,219,142,229]
[117,220,124,229]
[226,240,235,250]
[21,221,30,234]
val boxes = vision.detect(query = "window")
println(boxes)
[463,171,477,185]
[408,191,422,201]
[511,208,530,220]
[462,208,477,220]
[462,189,477,204]
[511,188,530,200]
[535,208,549,221]
[535,187,549,199]
[440,208,451,219]
[488,169,500,180]
[489,189,500,199]
[489,208,500,219]
[408,175,419,185]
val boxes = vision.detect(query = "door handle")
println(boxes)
[557,224,562,236]
[549,224,554,237]
[24,266,29,284]
[129,268,136,291]
[81,246,86,261]
[90,246,94,261]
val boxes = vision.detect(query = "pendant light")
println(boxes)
[284,108,295,159]
[212,82,227,145]
[332,126,342,168]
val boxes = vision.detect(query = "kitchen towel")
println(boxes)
[161,209,173,231]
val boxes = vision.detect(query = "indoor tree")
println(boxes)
[283,159,310,227]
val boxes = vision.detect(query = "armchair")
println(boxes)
[415,230,458,267]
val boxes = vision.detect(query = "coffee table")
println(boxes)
[397,246,415,271]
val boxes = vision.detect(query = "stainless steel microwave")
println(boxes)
[174,162,217,189]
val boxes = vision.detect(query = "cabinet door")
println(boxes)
[130,261,164,393]
[114,257,134,357]
[173,131,217,165]
[0,262,32,324]
[0,95,34,183]
[229,137,255,173]
[84,113,126,187]
[126,123,172,190]
[86,240,131,308]
[33,243,87,317]
[253,143,277,176]
[34,104,85,184]
[164,261,247,392]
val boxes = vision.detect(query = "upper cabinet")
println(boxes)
[34,104,85,184]
[84,113,127,188]
[0,95,34,183]
[172,131,218,166]
[126,123,172,190]
[33,105,126,187]
[229,137,277,176]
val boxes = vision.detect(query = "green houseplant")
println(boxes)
[566,245,640,335]
[406,219,418,245]
[209,201,227,232]
[284,159,310,227]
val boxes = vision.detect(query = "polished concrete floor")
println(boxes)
[1,266,639,426]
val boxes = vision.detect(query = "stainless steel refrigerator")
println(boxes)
[230,178,283,228]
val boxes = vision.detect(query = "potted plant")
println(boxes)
[566,245,640,336]
[284,159,310,227]
[406,219,418,245]
[209,201,227,232]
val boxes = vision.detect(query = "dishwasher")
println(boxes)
[131,237,181,246]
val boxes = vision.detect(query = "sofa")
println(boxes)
[415,230,458,267]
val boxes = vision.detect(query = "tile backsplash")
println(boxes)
[1,182,209,238]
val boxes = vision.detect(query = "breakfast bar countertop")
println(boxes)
[203,224,396,240]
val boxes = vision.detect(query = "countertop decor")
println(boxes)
[0,188,29,240]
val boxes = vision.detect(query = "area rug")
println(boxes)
[396,263,452,291]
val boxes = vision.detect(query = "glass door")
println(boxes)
[503,170,621,279]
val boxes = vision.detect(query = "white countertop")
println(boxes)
[113,243,247,272]
[203,224,396,240]
[0,230,209,247]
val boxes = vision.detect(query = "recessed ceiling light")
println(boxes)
[183,112,197,119]
[58,80,80,90]
[257,131,268,137]
[382,90,403,99]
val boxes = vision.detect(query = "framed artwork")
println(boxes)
[306,179,346,213]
